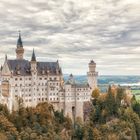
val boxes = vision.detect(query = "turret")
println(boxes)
[87,60,98,90]
[30,49,37,73]
[15,31,24,60]
[68,74,75,84]
[30,49,37,107]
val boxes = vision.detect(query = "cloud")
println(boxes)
[0,0,140,75]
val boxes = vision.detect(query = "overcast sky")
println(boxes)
[0,0,140,75]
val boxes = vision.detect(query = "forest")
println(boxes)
[0,86,140,140]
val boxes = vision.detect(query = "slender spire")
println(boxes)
[31,49,36,61]
[5,54,7,61]
[17,30,23,48]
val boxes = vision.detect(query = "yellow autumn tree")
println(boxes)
[92,88,100,99]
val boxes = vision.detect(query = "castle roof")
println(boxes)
[7,59,61,76]
[17,31,23,48]
[31,49,36,61]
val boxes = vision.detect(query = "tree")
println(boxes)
[105,85,117,116]
[92,88,100,99]
[132,96,140,117]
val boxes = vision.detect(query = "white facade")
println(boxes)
[0,34,98,121]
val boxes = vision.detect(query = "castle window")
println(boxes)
[49,78,52,80]
[50,98,52,100]
[51,87,54,90]
[45,78,47,80]
[40,78,42,80]
[20,78,22,80]
[15,78,18,81]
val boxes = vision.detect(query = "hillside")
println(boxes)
[0,86,140,140]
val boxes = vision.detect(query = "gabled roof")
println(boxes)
[7,59,31,76]
[7,59,62,76]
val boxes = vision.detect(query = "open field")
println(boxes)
[131,89,140,101]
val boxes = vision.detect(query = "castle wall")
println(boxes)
[0,38,98,121]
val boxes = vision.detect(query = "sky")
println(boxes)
[0,0,140,75]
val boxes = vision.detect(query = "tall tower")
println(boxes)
[15,31,24,60]
[31,49,37,71]
[87,60,98,90]
[30,49,37,106]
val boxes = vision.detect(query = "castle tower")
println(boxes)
[87,60,98,90]
[15,31,24,60]
[31,49,37,72]
[30,49,37,106]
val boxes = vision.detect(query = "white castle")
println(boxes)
[0,33,98,121]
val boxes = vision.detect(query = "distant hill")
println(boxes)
[64,75,140,85]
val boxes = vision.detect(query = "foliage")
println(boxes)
[0,86,140,140]
[92,88,100,99]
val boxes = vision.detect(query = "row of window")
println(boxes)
[66,97,89,100]
[14,82,59,87]
[49,97,59,101]
[25,98,48,102]
[14,77,59,81]
[15,88,47,92]
[67,88,89,92]
[76,88,89,91]
[20,93,48,97]
[50,93,59,96]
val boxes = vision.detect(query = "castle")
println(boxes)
[0,33,98,121]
